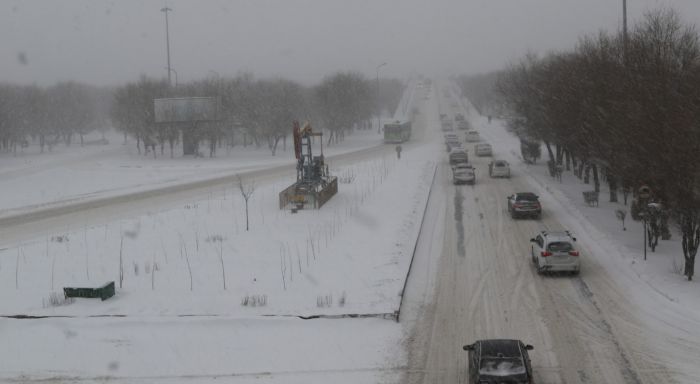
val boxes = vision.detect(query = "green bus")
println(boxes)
[384,121,412,144]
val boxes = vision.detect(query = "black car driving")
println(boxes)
[463,339,534,384]
[507,192,542,219]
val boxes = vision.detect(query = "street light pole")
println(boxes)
[622,0,628,53]
[643,215,647,260]
[168,68,178,87]
[376,62,387,134]
[161,6,173,87]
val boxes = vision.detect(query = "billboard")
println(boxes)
[154,97,220,123]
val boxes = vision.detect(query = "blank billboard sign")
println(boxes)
[154,97,220,123]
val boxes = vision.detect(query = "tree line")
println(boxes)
[0,82,112,153]
[0,72,404,157]
[462,10,700,280]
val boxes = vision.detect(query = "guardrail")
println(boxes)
[395,163,438,322]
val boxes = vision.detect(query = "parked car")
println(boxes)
[465,130,481,142]
[475,143,493,157]
[455,113,465,121]
[457,120,470,130]
[489,160,511,178]
[452,164,475,185]
[463,339,534,384]
[530,230,580,274]
[507,192,541,219]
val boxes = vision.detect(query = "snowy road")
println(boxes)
[400,84,677,384]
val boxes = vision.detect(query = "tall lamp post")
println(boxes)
[166,68,178,88]
[376,62,387,133]
[640,210,647,261]
[161,6,173,87]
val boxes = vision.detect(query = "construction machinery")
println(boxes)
[278,121,338,210]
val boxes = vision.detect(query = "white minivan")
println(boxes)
[530,231,580,275]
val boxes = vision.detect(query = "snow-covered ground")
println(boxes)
[0,86,439,382]
[4,81,700,382]
[0,128,387,219]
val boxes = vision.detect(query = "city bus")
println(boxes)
[383,120,412,144]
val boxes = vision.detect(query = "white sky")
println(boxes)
[2,0,699,86]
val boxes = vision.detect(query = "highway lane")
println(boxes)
[400,83,674,384]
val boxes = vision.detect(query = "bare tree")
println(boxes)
[237,175,256,231]
[496,8,700,279]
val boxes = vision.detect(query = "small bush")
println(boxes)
[241,294,267,307]
[206,234,225,242]
[671,258,683,275]
[317,294,333,308]
[51,235,69,243]
[42,292,75,308]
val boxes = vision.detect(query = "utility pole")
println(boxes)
[161,6,173,87]
[376,62,387,134]
[622,0,628,52]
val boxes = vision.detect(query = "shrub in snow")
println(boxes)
[51,235,69,243]
[317,294,333,308]
[241,294,267,307]
[42,292,75,308]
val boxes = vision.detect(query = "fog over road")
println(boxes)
[399,83,675,384]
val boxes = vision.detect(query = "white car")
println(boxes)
[465,130,480,142]
[489,160,510,178]
[530,231,580,275]
[474,143,492,156]
[452,164,475,185]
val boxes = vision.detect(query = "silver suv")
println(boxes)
[530,231,580,275]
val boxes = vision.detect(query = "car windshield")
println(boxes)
[548,241,573,252]
[516,194,538,202]
[479,357,526,376]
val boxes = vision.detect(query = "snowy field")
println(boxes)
[0,127,391,219]
[4,82,700,382]
[0,150,435,317]
[0,88,438,382]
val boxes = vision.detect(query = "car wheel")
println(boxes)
[536,264,544,275]
[571,270,580,276]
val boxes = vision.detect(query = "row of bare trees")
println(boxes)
[492,10,700,280]
[0,72,404,158]
[110,72,405,157]
[0,82,111,153]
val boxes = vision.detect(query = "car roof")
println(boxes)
[515,192,538,198]
[541,231,574,241]
[478,339,523,357]
[493,160,508,165]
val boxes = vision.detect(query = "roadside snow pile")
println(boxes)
[0,151,436,319]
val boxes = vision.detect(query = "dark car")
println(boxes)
[507,192,542,219]
[463,339,534,384]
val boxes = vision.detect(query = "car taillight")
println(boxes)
[569,251,579,256]
[513,203,522,208]
[541,251,552,257]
